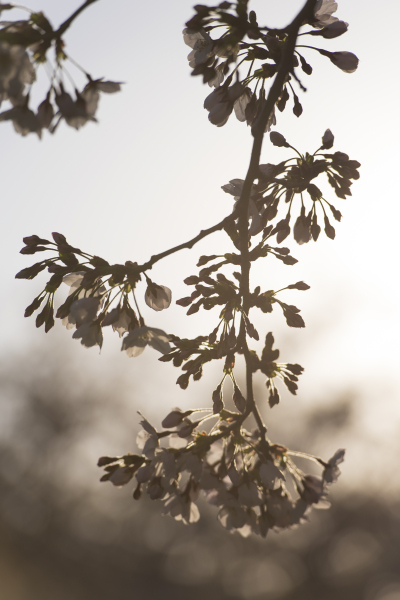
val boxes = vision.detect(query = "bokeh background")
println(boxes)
[1,1,400,598]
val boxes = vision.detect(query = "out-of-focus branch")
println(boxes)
[55,0,100,37]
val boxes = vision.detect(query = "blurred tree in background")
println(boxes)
[1,346,400,600]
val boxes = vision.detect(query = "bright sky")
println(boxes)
[2,0,400,489]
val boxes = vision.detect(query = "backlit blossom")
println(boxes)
[55,87,96,130]
[144,282,172,311]
[163,494,200,525]
[0,42,35,105]
[121,326,171,357]
[0,104,41,137]
[259,461,285,490]
[99,409,346,537]
[37,95,54,129]
[221,178,261,234]
[183,28,214,68]
[70,297,102,327]
[72,321,103,350]
[80,78,122,120]
[301,475,327,504]
[312,0,338,28]
[101,305,137,337]
[208,63,225,88]
[204,82,247,127]
[63,272,86,296]
[323,448,345,483]
[63,272,106,299]
[233,88,252,122]
[61,273,106,329]
[136,426,158,459]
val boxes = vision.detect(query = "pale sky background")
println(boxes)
[1,0,400,492]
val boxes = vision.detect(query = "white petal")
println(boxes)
[63,271,85,289]
[188,502,200,523]
[124,342,146,357]
[233,89,252,122]
[112,308,132,337]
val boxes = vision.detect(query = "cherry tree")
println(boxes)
[9,0,359,537]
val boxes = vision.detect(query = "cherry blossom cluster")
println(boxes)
[162,329,304,410]
[168,253,309,401]
[184,0,358,128]
[16,232,172,353]
[99,409,345,537]
[222,129,360,244]
[0,4,121,137]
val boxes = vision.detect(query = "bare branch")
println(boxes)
[139,213,236,272]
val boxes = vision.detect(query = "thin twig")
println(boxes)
[138,212,236,272]
[55,0,100,38]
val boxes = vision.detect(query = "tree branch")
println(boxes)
[55,0,100,38]
[236,0,317,434]
[138,3,318,281]
[138,212,236,272]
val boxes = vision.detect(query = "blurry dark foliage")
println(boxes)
[0,348,399,600]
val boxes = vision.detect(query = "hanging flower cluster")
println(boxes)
[183,0,358,128]
[0,4,121,137]
[16,232,172,352]
[99,409,345,537]
[222,129,360,244]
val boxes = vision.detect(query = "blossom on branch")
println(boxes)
[204,82,248,127]
[322,448,345,483]
[311,0,339,28]
[101,304,138,337]
[121,326,171,357]
[144,282,172,311]
[0,42,35,106]
[184,0,357,130]
[72,321,103,350]
[69,297,103,327]
[61,273,105,330]
[183,28,214,68]
[0,103,41,137]
[99,411,345,537]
